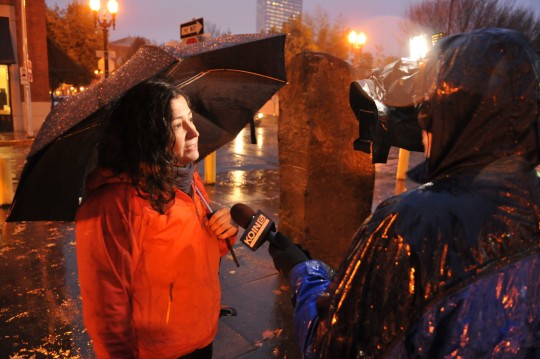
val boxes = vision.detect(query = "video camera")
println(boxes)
[349,58,424,163]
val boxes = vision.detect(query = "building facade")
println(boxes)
[0,0,49,134]
[256,0,302,33]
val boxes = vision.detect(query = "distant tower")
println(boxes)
[256,0,303,33]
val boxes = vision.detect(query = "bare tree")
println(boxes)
[205,22,228,38]
[405,0,540,49]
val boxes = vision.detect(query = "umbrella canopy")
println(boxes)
[7,33,286,222]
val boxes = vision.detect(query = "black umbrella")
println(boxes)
[7,33,286,222]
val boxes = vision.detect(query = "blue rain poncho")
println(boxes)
[290,28,540,358]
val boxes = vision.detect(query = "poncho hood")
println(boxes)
[411,28,540,182]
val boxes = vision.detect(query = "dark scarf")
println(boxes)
[173,162,194,196]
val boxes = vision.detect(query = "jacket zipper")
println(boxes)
[166,282,173,324]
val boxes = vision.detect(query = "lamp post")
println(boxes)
[89,0,118,78]
[348,30,366,73]
[20,0,33,137]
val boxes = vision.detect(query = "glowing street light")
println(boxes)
[348,30,367,49]
[348,30,367,72]
[409,34,428,61]
[89,0,118,78]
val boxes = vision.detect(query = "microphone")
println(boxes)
[231,203,276,251]
[232,203,310,275]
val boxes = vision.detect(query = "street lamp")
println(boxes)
[89,0,118,78]
[348,30,366,71]
[409,34,428,61]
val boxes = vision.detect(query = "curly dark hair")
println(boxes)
[98,78,190,214]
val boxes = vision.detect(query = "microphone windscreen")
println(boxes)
[231,203,256,229]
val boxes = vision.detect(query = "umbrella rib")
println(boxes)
[176,69,286,88]
[58,122,102,141]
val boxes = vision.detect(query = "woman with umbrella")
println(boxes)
[75,78,238,358]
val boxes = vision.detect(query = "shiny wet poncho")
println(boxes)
[289,28,540,358]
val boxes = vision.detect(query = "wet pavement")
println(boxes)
[0,117,423,358]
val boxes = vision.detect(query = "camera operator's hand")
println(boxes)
[268,232,310,277]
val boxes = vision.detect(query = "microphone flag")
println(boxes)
[239,210,275,251]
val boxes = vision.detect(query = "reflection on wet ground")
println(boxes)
[203,118,299,359]
[0,219,93,358]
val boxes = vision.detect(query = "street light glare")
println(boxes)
[410,35,428,61]
[108,0,118,14]
[357,32,366,46]
[348,30,367,46]
[89,0,100,12]
[348,30,358,44]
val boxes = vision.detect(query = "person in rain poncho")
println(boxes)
[268,28,540,358]
[76,79,238,359]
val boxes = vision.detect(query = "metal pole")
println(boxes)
[204,151,216,184]
[0,158,14,204]
[103,24,109,78]
[358,45,363,76]
[396,148,410,180]
[20,0,34,137]
[354,47,359,72]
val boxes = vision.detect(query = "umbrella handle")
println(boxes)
[194,183,213,213]
[194,183,240,267]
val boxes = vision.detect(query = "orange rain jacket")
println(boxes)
[76,168,233,358]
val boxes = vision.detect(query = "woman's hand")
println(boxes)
[207,207,238,240]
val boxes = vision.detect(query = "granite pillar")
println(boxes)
[278,51,375,268]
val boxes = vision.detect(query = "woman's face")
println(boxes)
[171,95,199,165]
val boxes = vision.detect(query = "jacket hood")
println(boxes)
[84,167,131,193]
[412,28,540,182]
